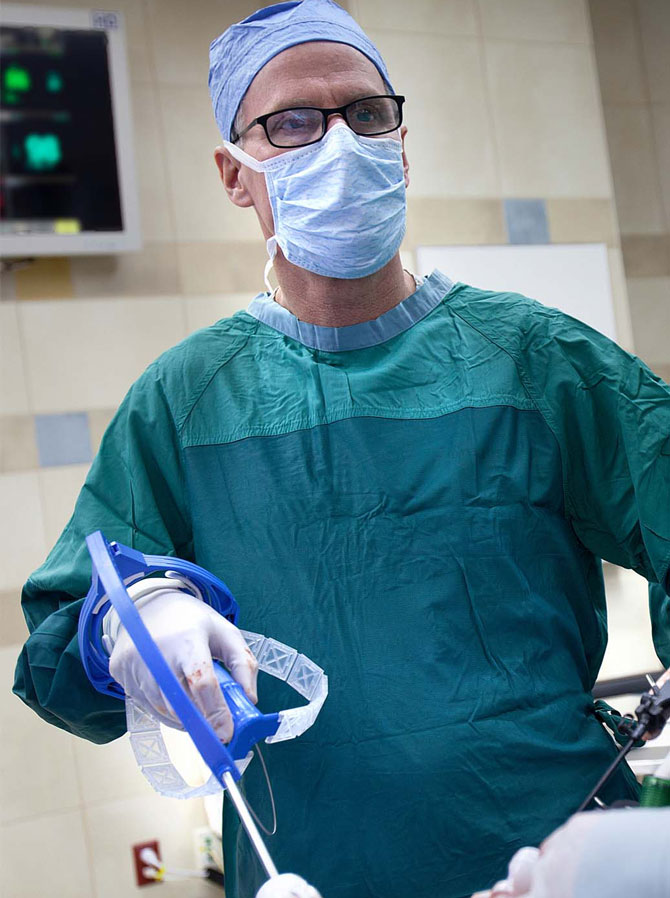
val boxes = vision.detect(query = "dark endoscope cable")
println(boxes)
[576,736,636,813]
[577,675,670,813]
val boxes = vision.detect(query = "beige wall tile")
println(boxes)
[0,415,37,473]
[73,735,152,805]
[145,0,254,86]
[0,591,28,647]
[626,276,670,367]
[15,258,74,300]
[600,565,658,679]
[1,809,92,898]
[0,473,47,591]
[85,793,207,898]
[131,85,175,243]
[652,104,670,230]
[405,197,506,246]
[38,464,90,547]
[480,0,590,43]
[355,0,477,35]
[0,268,16,300]
[546,198,618,245]
[621,234,670,277]
[0,644,81,825]
[158,85,262,242]
[654,362,670,383]
[178,241,268,295]
[603,104,666,235]
[589,0,648,104]
[637,0,670,105]
[125,2,153,85]
[368,30,499,196]
[70,243,181,298]
[88,408,116,454]
[20,297,185,413]
[127,38,154,86]
[0,305,30,416]
[399,248,417,276]
[608,247,635,352]
[183,294,250,333]
[486,41,611,198]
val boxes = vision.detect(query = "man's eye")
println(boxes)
[269,111,314,134]
[354,107,377,123]
[283,116,309,131]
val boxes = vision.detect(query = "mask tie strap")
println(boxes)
[222,139,267,173]
[264,238,278,293]
[222,142,279,293]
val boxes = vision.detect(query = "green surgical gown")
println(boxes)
[14,271,670,898]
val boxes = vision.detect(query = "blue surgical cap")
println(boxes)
[208,0,394,140]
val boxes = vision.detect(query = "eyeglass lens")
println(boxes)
[265,96,401,148]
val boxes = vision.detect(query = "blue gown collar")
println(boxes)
[246,269,454,352]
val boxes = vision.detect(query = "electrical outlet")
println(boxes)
[193,826,222,873]
[132,840,161,887]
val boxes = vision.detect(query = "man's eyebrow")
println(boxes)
[266,98,316,112]
[264,92,384,114]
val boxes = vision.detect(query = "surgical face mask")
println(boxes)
[223,123,407,285]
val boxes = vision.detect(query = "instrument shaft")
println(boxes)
[223,771,279,879]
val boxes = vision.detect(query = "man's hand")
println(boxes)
[107,585,258,740]
[256,873,323,898]
[474,806,670,897]
[482,817,598,897]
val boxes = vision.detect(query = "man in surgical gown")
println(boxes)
[13,2,670,897]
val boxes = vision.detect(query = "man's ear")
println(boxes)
[400,125,410,190]
[214,146,255,208]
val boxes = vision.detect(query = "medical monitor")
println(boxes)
[0,5,140,256]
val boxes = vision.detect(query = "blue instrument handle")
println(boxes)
[79,536,239,701]
[86,531,243,784]
[214,664,279,760]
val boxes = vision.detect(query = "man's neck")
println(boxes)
[271,252,415,327]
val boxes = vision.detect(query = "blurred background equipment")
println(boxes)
[0,5,140,256]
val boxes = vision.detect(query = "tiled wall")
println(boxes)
[363,0,631,349]
[590,0,670,381]
[1,1,665,895]
[1,640,214,897]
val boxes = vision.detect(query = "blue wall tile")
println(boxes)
[504,198,550,245]
[35,412,93,467]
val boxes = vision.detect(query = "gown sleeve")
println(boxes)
[512,307,670,665]
[12,362,192,743]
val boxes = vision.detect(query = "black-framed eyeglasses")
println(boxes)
[231,94,405,149]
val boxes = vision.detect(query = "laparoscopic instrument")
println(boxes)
[78,531,328,881]
[577,674,670,813]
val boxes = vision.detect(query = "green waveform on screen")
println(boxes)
[4,65,31,93]
[46,71,63,93]
[24,133,62,171]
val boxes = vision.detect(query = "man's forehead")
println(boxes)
[241,41,386,115]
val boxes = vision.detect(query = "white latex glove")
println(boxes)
[255,873,323,898]
[105,582,258,741]
[486,847,542,896]
[482,814,601,898]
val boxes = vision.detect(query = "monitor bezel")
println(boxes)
[1,4,141,256]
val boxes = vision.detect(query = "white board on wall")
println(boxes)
[417,243,618,341]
